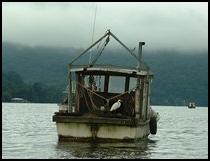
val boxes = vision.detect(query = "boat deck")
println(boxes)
[53,112,149,127]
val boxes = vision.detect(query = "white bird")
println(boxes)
[110,100,122,112]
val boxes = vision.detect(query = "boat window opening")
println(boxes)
[109,76,125,93]
[129,77,137,91]
[96,75,104,92]
[71,72,76,94]
[83,75,105,92]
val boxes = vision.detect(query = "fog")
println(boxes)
[2,2,208,52]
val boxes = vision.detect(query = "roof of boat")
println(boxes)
[70,66,153,76]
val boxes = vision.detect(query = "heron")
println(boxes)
[110,99,122,112]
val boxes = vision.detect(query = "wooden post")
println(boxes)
[75,72,82,112]
[125,76,130,92]
[104,75,109,93]
[145,75,151,120]
[140,77,145,119]
[135,42,145,119]
[68,69,72,113]
[135,77,141,119]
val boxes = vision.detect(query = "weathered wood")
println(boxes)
[71,67,153,76]
[53,114,148,126]
[53,30,159,143]
[139,78,144,119]
[104,75,110,92]
[135,78,140,119]
[125,76,130,92]
[145,77,150,120]
[75,73,82,112]
[68,71,72,113]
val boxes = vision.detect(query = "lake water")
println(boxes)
[2,103,208,159]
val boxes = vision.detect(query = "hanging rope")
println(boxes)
[76,81,136,107]
[90,35,110,66]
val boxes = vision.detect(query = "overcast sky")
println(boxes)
[2,2,208,52]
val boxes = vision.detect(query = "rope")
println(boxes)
[85,88,99,111]
[76,80,136,115]
[76,81,136,103]
[108,91,129,101]
[81,87,93,112]
[78,82,107,100]
[90,35,110,66]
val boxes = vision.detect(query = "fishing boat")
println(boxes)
[52,30,159,142]
[188,102,196,109]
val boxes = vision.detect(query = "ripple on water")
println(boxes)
[2,104,208,159]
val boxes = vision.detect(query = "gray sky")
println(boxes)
[2,2,208,51]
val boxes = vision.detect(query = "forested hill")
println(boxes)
[2,42,208,106]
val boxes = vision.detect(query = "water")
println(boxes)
[2,103,208,159]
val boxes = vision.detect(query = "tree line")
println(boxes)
[2,42,208,106]
[2,71,64,103]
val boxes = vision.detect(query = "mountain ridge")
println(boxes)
[2,42,208,106]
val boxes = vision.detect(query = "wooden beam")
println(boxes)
[75,73,82,112]
[104,75,110,93]
[139,78,145,119]
[68,71,72,113]
[125,76,130,92]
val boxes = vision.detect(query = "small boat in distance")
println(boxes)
[11,98,29,103]
[188,102,196,109]
[52,30,160,142]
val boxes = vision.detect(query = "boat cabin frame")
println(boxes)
[65,30,153,121]
[68,66,153,121]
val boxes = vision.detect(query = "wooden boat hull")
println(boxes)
[53,114,150,142]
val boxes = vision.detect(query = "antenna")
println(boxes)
[89,4,97,65]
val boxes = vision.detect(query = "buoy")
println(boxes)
[149,117,157,135]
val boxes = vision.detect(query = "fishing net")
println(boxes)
[77,82,135,116]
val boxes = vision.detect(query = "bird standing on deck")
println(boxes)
[110,100,122,111]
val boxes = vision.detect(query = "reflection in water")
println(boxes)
[55,138,158,159]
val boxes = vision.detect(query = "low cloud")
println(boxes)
[2,2,208,52]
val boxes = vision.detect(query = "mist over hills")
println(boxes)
[2,42,208,106]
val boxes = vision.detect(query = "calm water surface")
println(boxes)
[2,103,208,159]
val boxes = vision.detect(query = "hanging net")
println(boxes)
[77,82,135,117]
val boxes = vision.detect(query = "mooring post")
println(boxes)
[135,42,145,119]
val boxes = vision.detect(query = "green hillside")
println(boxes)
[2,42,208,106]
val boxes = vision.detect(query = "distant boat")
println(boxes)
[188,102,196,109]
[11,98,29,103]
